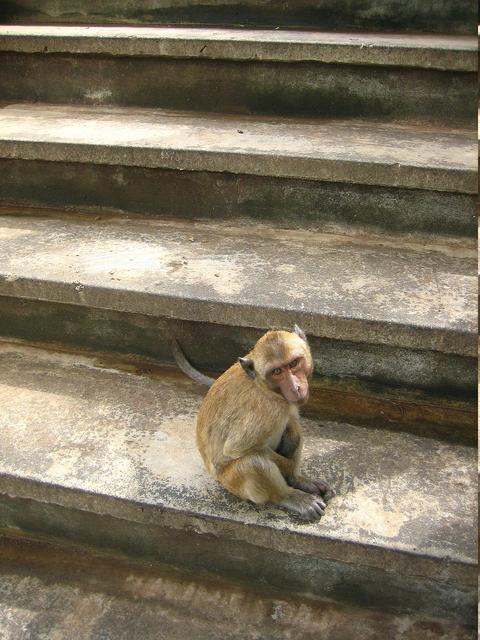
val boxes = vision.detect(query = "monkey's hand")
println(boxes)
[279,489,326,521]
[287,476,335,503]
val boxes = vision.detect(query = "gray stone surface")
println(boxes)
[0,343,476,614]
[0,104,476,193]
[0,26,476,70]
[0,159,477,238]
[0,0,475,34]
[0,535,474,640]
[2,52,475,123]
[0,213,476,356]
[0,294,476,426]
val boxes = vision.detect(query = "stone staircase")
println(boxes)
[0,0,477,33]
[0,2,477,638]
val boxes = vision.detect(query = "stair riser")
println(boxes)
[0,296,475,439]
[0,52,476,125]
[1,0,475,34]
[0,494,475,625]
[0,535,474,640]
[0,297,475,393]
[1,159,476,238]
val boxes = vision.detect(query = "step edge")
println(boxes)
[0,472,475,583]
[0,28,476,71]
[0,139,476,194]
[0,281,475,357]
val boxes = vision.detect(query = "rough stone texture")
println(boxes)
[0,297,476,438]
[0,343,476,623]
[0,213,476,357]
[0,0,475,34]
[0,27,476,70]
[4,492,476,624]
[0,535,475,640]
[1,160,476,238]
[1,53,475,124]
[0,104,476,193]
[2,54,476,125]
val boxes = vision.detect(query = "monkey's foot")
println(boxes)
[278,489,326,521]
[288,476,335,503]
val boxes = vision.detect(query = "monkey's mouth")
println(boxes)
[294,390,310,405]
[272,385,309,404]
[284,389,309,404]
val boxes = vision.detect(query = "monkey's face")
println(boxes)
[266,354,311,404]
[239,328,314,404]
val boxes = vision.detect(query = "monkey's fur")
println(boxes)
[196,326,334,521]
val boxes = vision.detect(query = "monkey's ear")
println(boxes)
[293,324,307,342]
[238,357,256,380]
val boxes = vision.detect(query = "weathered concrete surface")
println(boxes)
[1,159,476,238]
[0,297,476,437]
[0,213,476,356]
[0,343,476,622]
[0,535,474,640]
[0,0,475,34]
[0,27,476,70]
[1,53,475,124]
[0,104,476,193]
[2,54,476,124]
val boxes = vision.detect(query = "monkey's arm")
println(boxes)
[269,450,297,477]
[275,416,303,461]
[272,416,303,478]
[276,417,335,502]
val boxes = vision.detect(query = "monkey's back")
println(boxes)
[196,362,289,478]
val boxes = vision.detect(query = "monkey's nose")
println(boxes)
[297,387,308,402]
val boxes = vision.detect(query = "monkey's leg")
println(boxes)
[276,421,335,503]
[219,453,326,521]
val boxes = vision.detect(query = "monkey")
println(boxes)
[171,335,216,388]
[174,326,334,521]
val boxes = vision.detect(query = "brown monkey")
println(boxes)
[194,326,334,521]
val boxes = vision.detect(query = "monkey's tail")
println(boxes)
[171,337,216,387]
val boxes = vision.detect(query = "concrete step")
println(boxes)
[0,210,476,435]
[0,343,476,627]
[0,534,475,640]
[0,26,476,124]
[0,104,476,237]
[0,0,475,34]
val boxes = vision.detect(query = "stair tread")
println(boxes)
[0,342,476,578]
[0,103,476,193]
[0,212,475,355]
[0,25,476,70]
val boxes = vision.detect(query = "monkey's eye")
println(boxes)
[288,359,299,369]
[272,368,282,376]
